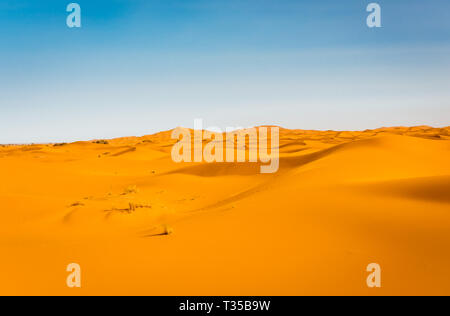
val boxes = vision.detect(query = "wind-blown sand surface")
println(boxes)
[0,126,449,295]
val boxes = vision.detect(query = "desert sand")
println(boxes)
[0,126,449,295]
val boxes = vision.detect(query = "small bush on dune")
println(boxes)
[163,225,173,235]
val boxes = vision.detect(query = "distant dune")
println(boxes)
[0,126,449,295]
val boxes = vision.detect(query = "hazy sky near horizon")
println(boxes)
[1,0,450,143]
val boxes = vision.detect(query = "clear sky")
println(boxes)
[1,0,450,143]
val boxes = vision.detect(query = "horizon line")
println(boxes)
[1,124,449,146]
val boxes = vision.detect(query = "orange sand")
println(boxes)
[0,126,449,295]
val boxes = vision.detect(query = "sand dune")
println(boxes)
[0,126,449,295]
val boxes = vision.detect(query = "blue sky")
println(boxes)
[1,0,450,143]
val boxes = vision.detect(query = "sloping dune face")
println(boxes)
[0,126,449,295]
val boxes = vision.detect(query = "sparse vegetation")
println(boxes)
[93,140,109,145]
[163,225,173,235]
[122,185,138,195]
[69,201,84,207]
[105,202,151,215]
